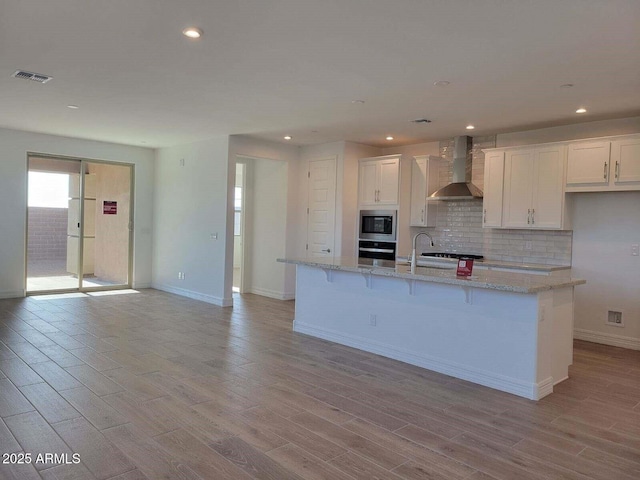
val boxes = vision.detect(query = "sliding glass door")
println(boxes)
[26,155,133,294]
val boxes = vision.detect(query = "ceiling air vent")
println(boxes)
[12,70,53,83]
[411,118,432,124]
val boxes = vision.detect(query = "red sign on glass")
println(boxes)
[103,201,117,215]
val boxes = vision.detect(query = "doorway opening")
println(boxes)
[26,155,134,294]
[233,163,245,293]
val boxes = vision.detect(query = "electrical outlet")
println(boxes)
[211,233,218,240]
[369,314,377,326]
[632,244,639,256]
[178,272,182,279]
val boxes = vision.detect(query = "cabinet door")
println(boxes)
[566,141,610,185]
[502,149,534,228]
[359,160,378,205]
[410,157,427,226]
[482,151,504,228]
[377,158,400,205]
[532,146,565,229]
[611,137,640,185]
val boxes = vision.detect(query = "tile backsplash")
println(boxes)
[412,136,573,266]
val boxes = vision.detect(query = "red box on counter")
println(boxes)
[456,258,474,277]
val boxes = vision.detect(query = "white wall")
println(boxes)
[497,116,640,147]
[343,142,383,255]
[243,158,290,298]
[0,127,154,298]
[571,192,640,349]
[382,141,440,255]
[152,137,232,306]
[229,135,301,300]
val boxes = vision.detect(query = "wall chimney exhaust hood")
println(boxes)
[429,136,483,200]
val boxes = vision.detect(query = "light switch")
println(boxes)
[211,233,218,240]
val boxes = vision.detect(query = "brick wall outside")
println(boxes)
[27,207,68,261]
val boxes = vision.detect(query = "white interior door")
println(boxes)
[307,157,337,258]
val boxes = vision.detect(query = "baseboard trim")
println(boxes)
[249,287,294,301]
[132,282,152,290]
[0,290,25,299]
[151,283,232,307]
[574,328,640,351]
[294,321,549,400]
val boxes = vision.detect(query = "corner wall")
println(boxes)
[229,135,301,300]
[0,127,154,298]
[152,137,232,306]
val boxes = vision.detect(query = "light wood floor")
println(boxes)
[1,290,639,480]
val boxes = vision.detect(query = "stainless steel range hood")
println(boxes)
[429,136,483,200]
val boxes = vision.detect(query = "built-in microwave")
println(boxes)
[359,209,397,241]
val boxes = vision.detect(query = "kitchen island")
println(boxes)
[277,257,585,400]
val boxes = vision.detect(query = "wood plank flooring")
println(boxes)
[0,289,639,479]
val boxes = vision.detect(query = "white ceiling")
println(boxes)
[1,0,639,148]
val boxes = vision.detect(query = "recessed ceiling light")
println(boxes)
[576,108,587,114]
[284,135,292,140]
[560,83,574,88]
[182,27,203,39]
[67,105,79,109]
[386,136,394,141]
[466,125,475,130]
[351,100,365,104]
[433,81,450,87]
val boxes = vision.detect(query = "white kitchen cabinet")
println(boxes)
[502,145,567,229]
[409,155,439,227]
[566,135,640,191]
[482,150,504,228]
[611,137,640,185]
[566,141,611,186]
[358,155,400,206]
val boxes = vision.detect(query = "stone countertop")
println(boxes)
[278,257,585,294]
[396,256,571,272]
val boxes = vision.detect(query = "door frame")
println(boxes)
[25,152,135,295]
[233,160,248,294]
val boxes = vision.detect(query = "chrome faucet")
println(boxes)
[411,232,434,274]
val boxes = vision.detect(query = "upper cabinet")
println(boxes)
[359,155,400,206]
[409,156,440,227]
[502,145,567,229]
[566,136,640,191]
[482,151,504,228]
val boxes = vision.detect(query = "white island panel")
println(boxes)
[293,264,575,400]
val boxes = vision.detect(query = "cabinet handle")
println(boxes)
[615,161,620,180]
[604,161,608,180]
[421,209,424,223]
[527,209,531,224]
[532,208,535,225]
[483,209,487,223]
[375,189,379,202]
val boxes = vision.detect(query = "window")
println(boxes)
[28,172,69,208]
[234,186,242,236]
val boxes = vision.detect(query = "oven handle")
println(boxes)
[359,247,395,254]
